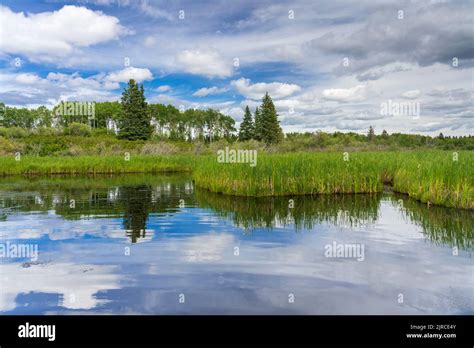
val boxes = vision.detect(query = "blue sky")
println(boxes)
[0,0,473,135]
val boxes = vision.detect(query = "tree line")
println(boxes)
[1,80,472,149]
[0,79,238,143]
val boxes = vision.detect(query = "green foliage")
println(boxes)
[259,93,283,144]
[118,79,152,140]
[253,107,263,141]
[64,122,92,137]
[239,106,254,141]
[0,126,27,139]
[95,101,122,128]
[368,125,375,141]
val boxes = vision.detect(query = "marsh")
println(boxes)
[0,174,472,314]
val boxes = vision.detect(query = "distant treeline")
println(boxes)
[0,101,236,142]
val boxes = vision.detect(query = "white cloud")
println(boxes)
[231,78,301,100]
[14,73,42,85]
[105,67,153,83]
[401,90,421,99]
[155,85,171,92]
[176,48,232,78]
[322,85,368,102]
[193,86,228,97]
[0,5,127,60]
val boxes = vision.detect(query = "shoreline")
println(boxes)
[0,151,472,210]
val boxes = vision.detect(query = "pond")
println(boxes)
[0,174,472,314]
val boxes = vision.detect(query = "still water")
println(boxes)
[0,174,472,314]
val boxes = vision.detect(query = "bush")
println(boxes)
[91,128,109,137]
[0,136,15,155]
[33,127,59,136]
[64,123,92,137]
[141,142,180,155]
[0,127,28,139]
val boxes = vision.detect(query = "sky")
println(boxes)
[0,0,473,135]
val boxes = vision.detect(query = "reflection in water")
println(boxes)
[0,174,471,249]
[0,174,472,315]
[196,190,381,230]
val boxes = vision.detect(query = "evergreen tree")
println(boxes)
[367,125,375,141]
[259,92,283,144]
[118,79,152,140]
[253,106,263,141]
[239,105,254,141]
[381,129,388,138]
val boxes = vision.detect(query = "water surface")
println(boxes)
[0,174,472,314]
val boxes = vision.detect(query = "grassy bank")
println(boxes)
[0,155,195,175]
[193,151,474,209]
[0,151,472,209]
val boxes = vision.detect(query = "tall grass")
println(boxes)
[0,151,472,209]
[193,151,474,209]
[0,155,195,175]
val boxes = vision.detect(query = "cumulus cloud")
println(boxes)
[193,86,228,97]
[0,5,127,61]
[309,2,474,74]
[401,90,421,99]
[155,85,171,92]
[231,78,301,100]
[322,85,368,102]
[176,48,232,78]
[105,67,153,83]
[0,71,121,107]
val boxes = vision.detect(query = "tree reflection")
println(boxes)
[121,185,152,243]
[0,175,472,249]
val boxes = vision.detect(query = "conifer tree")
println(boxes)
[253,106,263,141]
[239,105,254,141]
[118,79,152,140]
[367,125,375,141]
[259,92,283,144]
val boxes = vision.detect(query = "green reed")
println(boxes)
[193,151,473,209]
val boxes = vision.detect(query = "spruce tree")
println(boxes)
[253,106,263,141]
[367,125,375,141]
[118,79,152,140]
[239,105,254,141]
[259,92,283,144]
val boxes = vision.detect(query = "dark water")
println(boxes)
[0,174,472,315]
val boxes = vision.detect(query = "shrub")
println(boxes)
[0,127,28,139]
[33,127,59,136]
[0,136,15,155]
[141,142,180,155]
[64,123,92,137]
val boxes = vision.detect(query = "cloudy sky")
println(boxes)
[0,0,473,135]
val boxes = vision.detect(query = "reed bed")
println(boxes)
[193,151,474,209]
[0,151,472,209]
